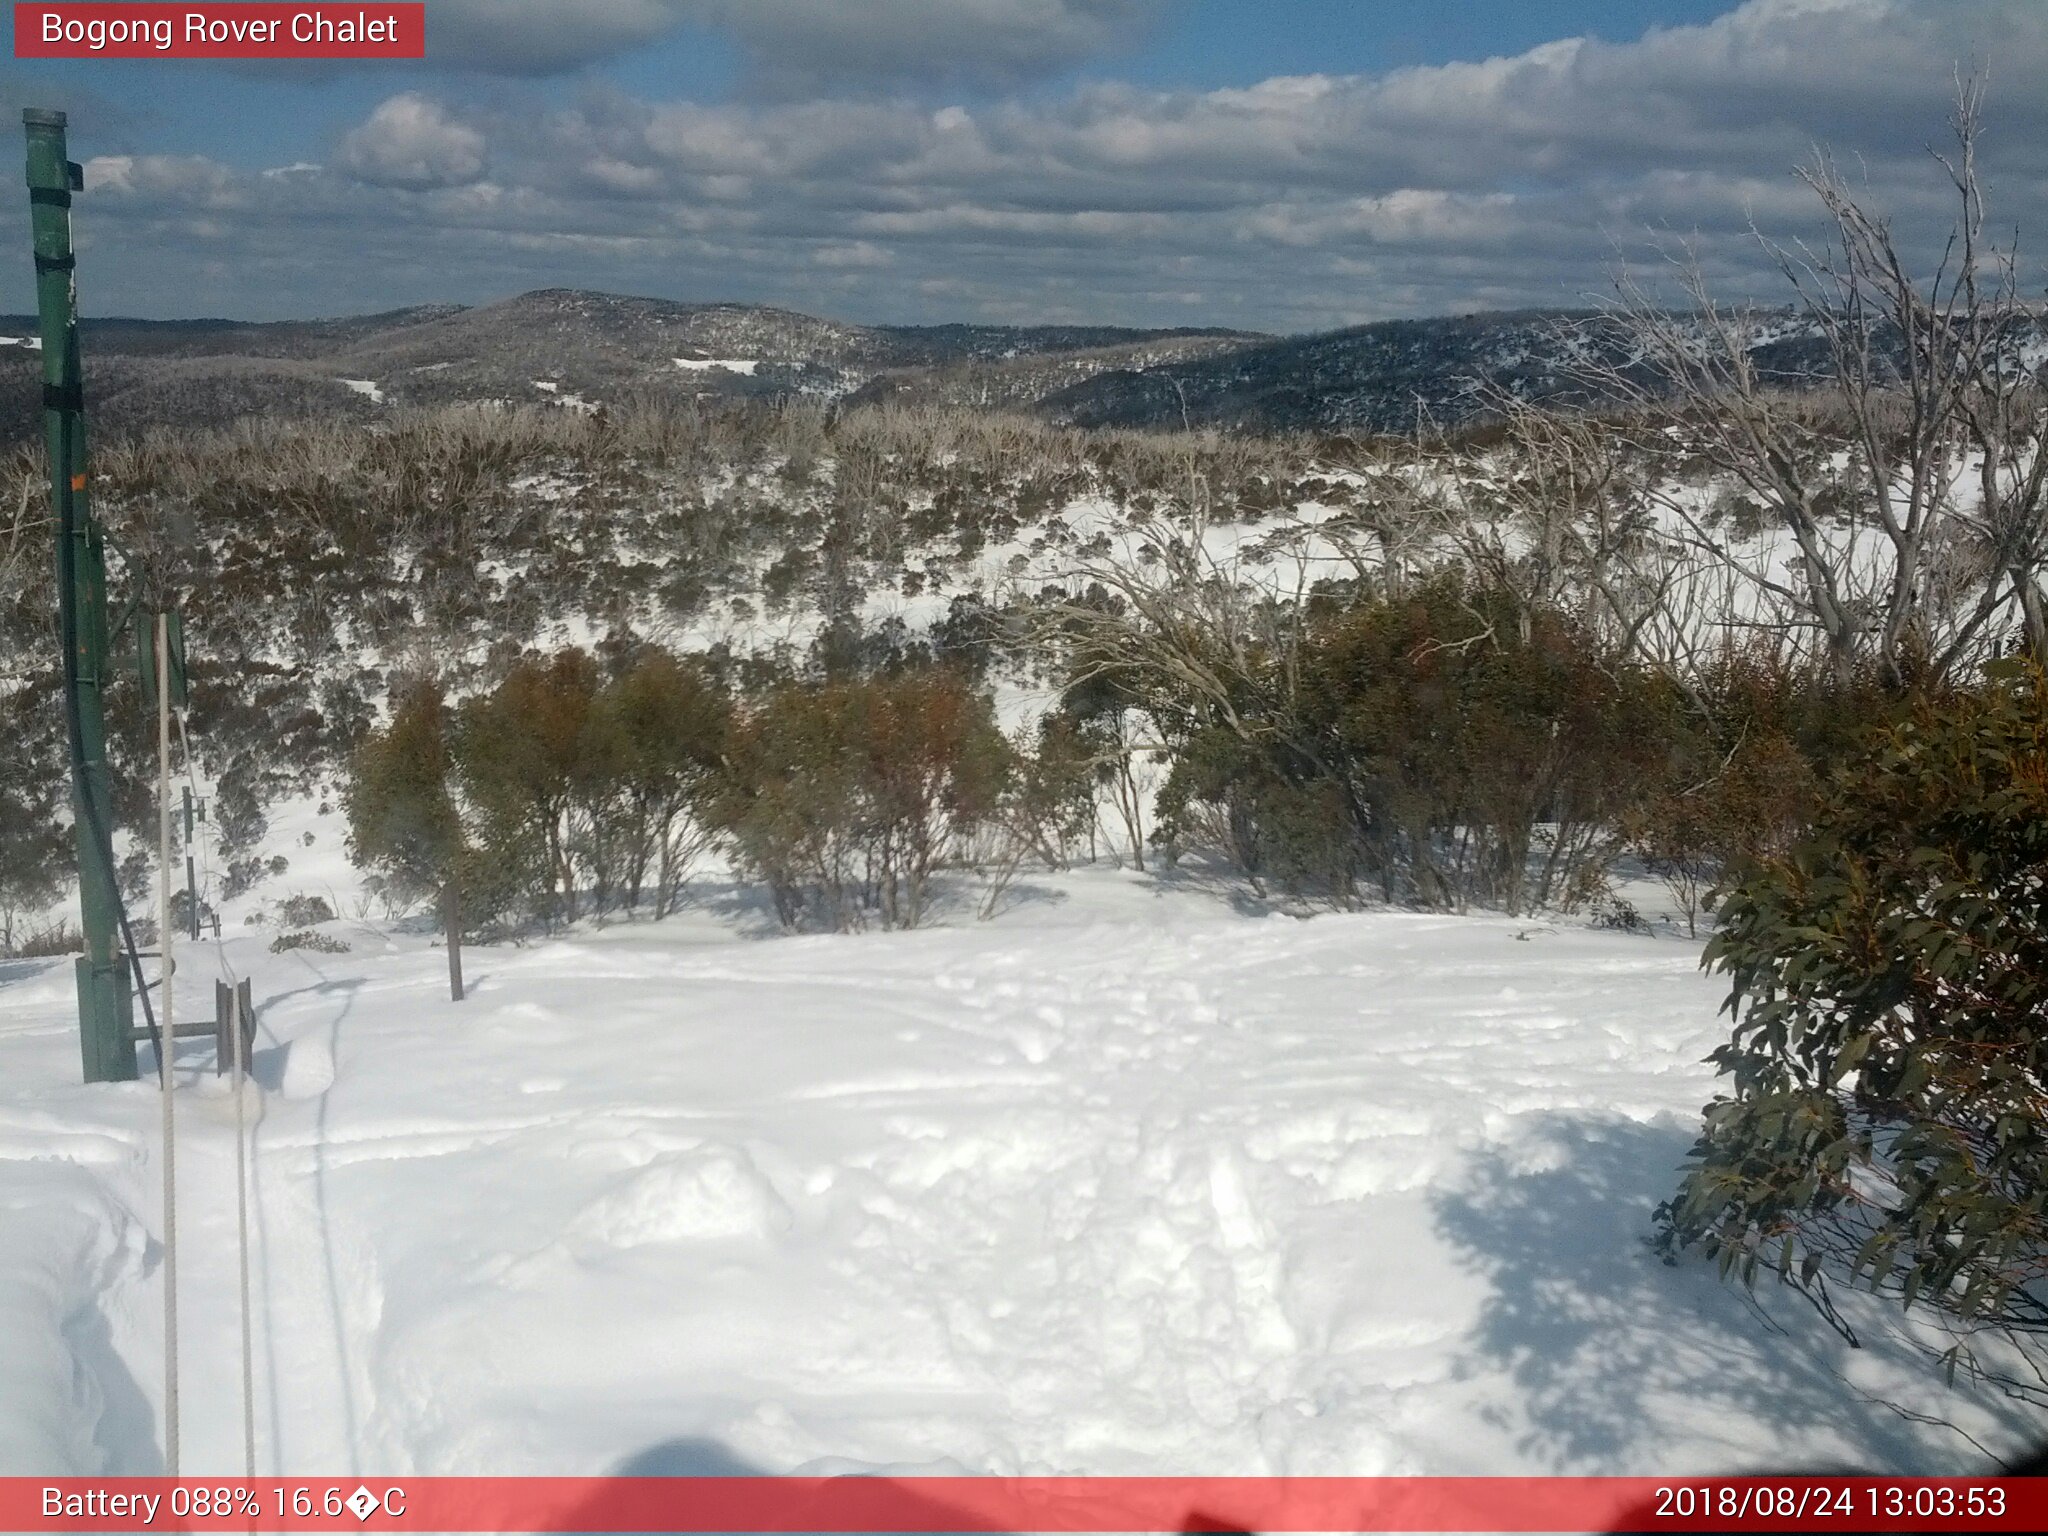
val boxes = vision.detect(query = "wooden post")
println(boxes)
[445,878,464,1002]
[214,977,254,1074]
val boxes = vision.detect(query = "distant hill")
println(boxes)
[3,287,2034,446]
[1036,310,1836,433]
[0,289,1263,443]
[844,332,1257,415]
[0,305,460,362]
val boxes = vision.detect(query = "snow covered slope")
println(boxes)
[1,871,2041,1479]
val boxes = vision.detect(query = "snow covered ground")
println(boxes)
[2,869,2042,1482]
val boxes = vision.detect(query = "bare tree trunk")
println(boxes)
[1115,743,1145,871]
[1584,78,2036,693]
[654,814,674,921]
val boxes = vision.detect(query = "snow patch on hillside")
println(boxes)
[530,381,597,413]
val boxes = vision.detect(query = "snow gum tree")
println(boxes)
[346,647,736,937]
[586,648,730,919]
[345,681,469,999]
[1599,81,2048,690]
[707,666,1014,931]
[454,650,602,927]
[1658,659,2048,1398]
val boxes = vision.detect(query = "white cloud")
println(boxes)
[813,241,894,269]
[337,94,488,189]
[84,154,246,209]
[36,1,2048,331]
[399,0,1159,82]
[679,0,1162,92]
[421,0,694,75]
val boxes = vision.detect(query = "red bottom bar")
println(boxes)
[4,1476,2037,1534]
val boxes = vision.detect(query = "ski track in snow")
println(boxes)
[2,874,2043,1479]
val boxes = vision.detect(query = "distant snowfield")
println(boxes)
[335,378,384,404]
[525,380,599,413]
[674,357,760,375]
[3,869,2040,1479]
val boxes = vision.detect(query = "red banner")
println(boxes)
[0,1477,2040,1533]
[13,5,423,59]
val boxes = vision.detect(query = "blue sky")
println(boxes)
[1,1,2041,329]
[8,3,1747,167]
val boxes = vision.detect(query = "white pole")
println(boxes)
[171,704,253,1473]
[156,611,179,1476]
[234,977,255,1475]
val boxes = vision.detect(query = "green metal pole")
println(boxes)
[24,108,135,1084]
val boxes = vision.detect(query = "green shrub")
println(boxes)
[347,647,732,933]
[706,666,1012,930]
[270,929,350,954]
[583,647,729,918]
[1149,576,1681,912]
[276,893,336,927]
[0,689,68,954]
[454,650,600,926]
[1657,659,2048,1388]
[347,682,467,915]
[15,921,82,958]
[1627,649,1921,935]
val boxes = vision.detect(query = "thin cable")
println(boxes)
[171,710,235,983]
[154,611,179,1478]
[231,952,255,1477]
[172,704,256,1476]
